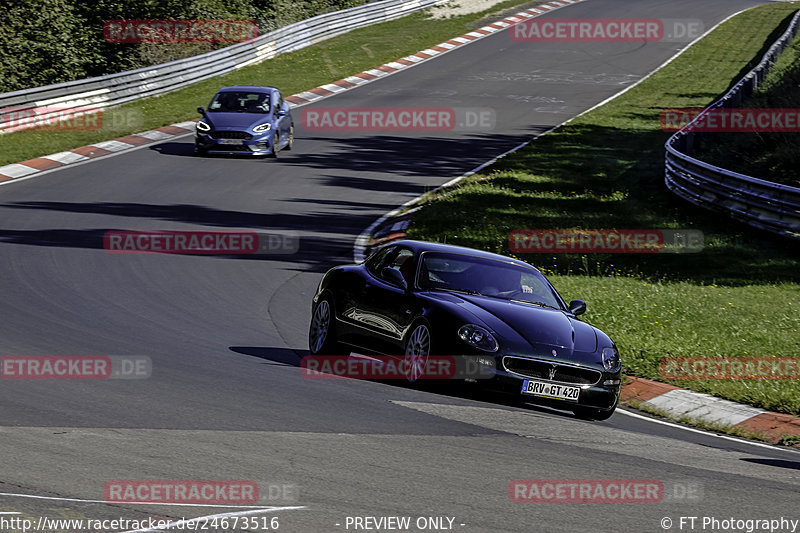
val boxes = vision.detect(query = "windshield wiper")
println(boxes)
[434,287,482,296]
[510,299,559,310]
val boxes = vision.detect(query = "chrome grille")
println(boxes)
[503,356,601,385]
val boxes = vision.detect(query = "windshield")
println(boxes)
[419,251,564,309]
[208,91,270,113]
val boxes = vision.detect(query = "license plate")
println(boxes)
[218,138,243,145]
[521,379,580,401]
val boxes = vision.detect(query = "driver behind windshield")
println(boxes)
[491,267,534,296]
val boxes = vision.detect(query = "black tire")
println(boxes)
[285,125,294,151]
[195,144,208,156]
[308,294,345,355]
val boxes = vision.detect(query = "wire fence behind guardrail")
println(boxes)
[664,9,800,240]
[0,0,447,134]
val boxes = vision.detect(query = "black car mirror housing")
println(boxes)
[381,267,408,291]
[568,300,587,316]
[197,106,206,115]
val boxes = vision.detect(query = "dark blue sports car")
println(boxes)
[195,85,294,157]
[309,240,621,420]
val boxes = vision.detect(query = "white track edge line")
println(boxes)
[616,408,800,454]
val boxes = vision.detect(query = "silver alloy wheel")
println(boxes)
[310,300,331,353]
[404,324,431,381]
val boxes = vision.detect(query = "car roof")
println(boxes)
[217,86,277,93]
[380,239,541,272]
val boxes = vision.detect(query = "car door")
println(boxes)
[271,91,290,143]
[345,246,419,355]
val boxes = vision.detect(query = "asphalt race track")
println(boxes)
[0,0,798,531]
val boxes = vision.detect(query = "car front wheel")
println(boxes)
[285,125,294,151]
[270,133,280,158]
[403,321,431,382]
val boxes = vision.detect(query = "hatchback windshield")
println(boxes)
[419,251,563,309]
[208,91,270,113]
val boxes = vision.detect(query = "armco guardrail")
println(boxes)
[664,9,800,240]
[0,0,447,133]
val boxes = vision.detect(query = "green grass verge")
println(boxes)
[694,21,800,188]
[406,3,800,415]
[0,0,545,166]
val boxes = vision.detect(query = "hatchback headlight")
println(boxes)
[458,324,498,352]
[602,346,620,372]
[253,122,272,133]
[196,120,211,132]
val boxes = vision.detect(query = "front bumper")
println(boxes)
[195,133,275,155]
[484,354,621,410]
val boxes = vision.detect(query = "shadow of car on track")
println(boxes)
[740,458,800,470]
[230,345,598,421]
[0,201,367,271]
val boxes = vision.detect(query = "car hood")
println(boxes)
[425,291,600,364]
[204,112,271,130]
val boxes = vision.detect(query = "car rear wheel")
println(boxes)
[309,295,344,355]
[403,322,431,382]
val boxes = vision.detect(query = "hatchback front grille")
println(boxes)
[503,356,601,385]
[211,131,252,140]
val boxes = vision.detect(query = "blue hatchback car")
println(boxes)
[195,86,294,157]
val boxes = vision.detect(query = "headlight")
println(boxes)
[253,122,272,133]
[196,120,211,132]
[602,346,620,372]
[458,324,498,352]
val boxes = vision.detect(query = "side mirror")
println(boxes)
[568,300,586,316]
[197,106,206,115]
[381,267,408,291]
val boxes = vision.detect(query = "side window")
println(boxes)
[272,91,284,113]
[380,248,415,284]
[365,246,395,276]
